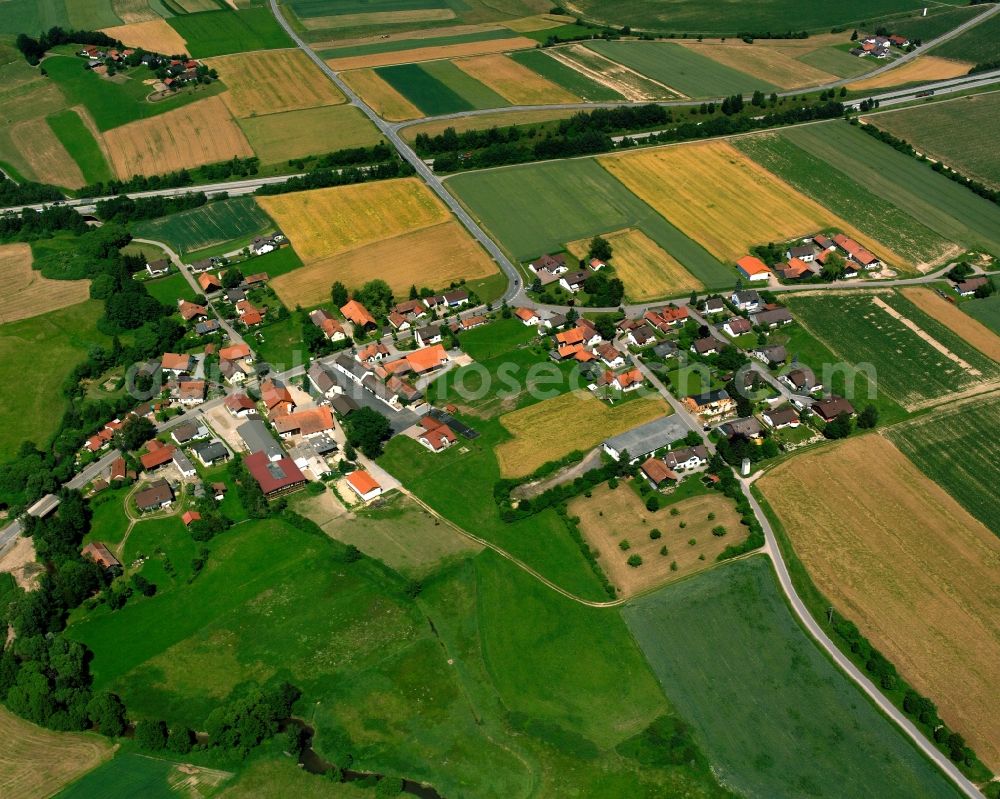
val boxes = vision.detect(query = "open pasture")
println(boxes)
[0,243,90,324]
[209,49,345,118]
[257,177,447,261]
[495,390,670,477]
[0,707,113,799]
[47,107,114,185]
[100,19,188,53]
[239,104,383,164]
[599,140,898,266]
[785,291,1000,410]
[9,115,85,189]
[402,107,576,139]
[57,753,233,799]
[888,393,1000,537]
[303,8,457,31]
[447,158,732,287]
[759,434,1000,770]
[270,219,497,306]
[735,132,954,270]
[567,227,702,299]
[848,55,973,91]
[132,196,273,254]
[452,53,579,104]
[340,67,422,120]
[569,484,743,597]
[509,49,624,101]
[674,39,836,89]
[624,556,964,799]
[166,8,294,57]
[586,40,779,96]
[900,287,1000,361]
[102,95,253,179]
[784,122,1000,256]
[325,35,536,70]
[867,93,1000,189]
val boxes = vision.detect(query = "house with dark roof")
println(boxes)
[237,419,284,462]
[691,336,724,356]
[752,344,787,367]
[781,367,822,394]
[812,396,855,422]
[763,406,800,429]
[192,439,229,466]
[751,308,794,328]
[683,389,736,417]
[731,290,762,312]
[718,416,763,440]
[135,479,173,512]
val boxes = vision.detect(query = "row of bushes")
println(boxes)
[79,156,260,199]
[256,159,414,196]
[94,191,208,224]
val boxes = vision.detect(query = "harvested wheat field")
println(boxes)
[901,287,1000,362]
[303,9,456,30]
[0,706,114,799]
[101,19,188,53]
[848,55,973,91]
[208,49,345,118]
[496,391,670,477]
[271,221,497,306]
[326,37,537,71]
[600,141,900,265]
[10,118,84,189]
[111,0,162,24]
[570,484,743,596]
[567,228,701,299]
[677,40,835,88]
[257,178,448,261]
[0,243,90,324]
[103,96,253,179]
[453,54,578,104]
[341,69,421,121]
[759,434,1000,770]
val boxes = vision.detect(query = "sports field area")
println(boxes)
[495,390,670,477]
[759,434,1000,770]
[624,556,964,799]
[785,291,1000,411]
[600,140,898,266]
[780,122,1000,257]
[586,40,778,96]
[166,8,294,57]
[867,94,1000,189]
[736,132,956,270]
[132,196,274,254]
[238,104,383,164]
[0,707,113,799]
[446,158,733,287]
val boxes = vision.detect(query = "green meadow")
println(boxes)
[933,10,1000,63]
[167,8,294,58]
[47,108,113,185]
[963,293,1000,336]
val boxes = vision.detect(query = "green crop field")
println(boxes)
[963,293,1000,335]
[375,61,507,115]
[319,28,514,59]
[42,54,223,131]
[0,299,107,460]
[55,753,221,799]
[289,0,447,20]
[780,121,1000,255]
[0,0,129,36]
[46,108,113,184]
[934,11,1000,63]
[735,132,953,268]
[888,393,1000,536]
[167,8,294,58]
[891,4,985,42]
[132,197,274,254]
[510,49,624,100]
[446,158,733,287]
[785,291,1000,409]
[868,94,1000,189]
[624,557,963,799]
[239,105,383,165]
[586,40,778,96]
[569,0,947,34]
[796,46,875,78]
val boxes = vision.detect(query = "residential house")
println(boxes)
[387,311,411,331]
[702,298,725,316]
[171,421,209,445]
[812,396,855,422]
[309,309,348,341]
[219,343,252,362]
[261,379,295,417]
[82,542,121,570]
[752,344,787,367]
[731,290,762,312]
[110,456,126,481]
[612,368,644,392]
[272,407,335,440]
[135,479,173,512]
[195,320,220,335]
[404,344,450,375]
[644,306,687,332]
[146,259,170,277]
[762,407,800,429]
[330,394,359,416]
[684,389,736,417]
[418,417,457,453]
[387,375,422,404]
[189,258,213,273]
[833,234,881,270]
[786,244,815,262]
[627,326,656,348]
[691,336,724,356]
[651,340,678,359]
[197,272,222,293]
[602,415,688,462]
[718,416,763,440]
[736,255,772,283]
[814,234,835,252]
[641,457,677,488]
[140,442,176,472]
[357,343,390,364]
[161,353,194,375]
[235,300,264,326]
[750,308,794,328]
[347,469,383,502]
[224,287,247,304]
[220,358,251,385]
[528,253,567,274]
[244,450,306,497]
[781,258,817,281]
[192,439,229,467]
[889,34,910,47]
[559,270,589,293]
[341,300,377,330]
[663,445,709,470]
[242,272,268,288]
[251,236,276,255]
[237,419,284,462]
[392,299,426,319]
[782,367,822,394]
[514,307,540,326]
[723,317,752,337]
[177,379,206,406]
[597,343,625,368]
[308,362,340,399]
[460,314,487,331]
[334,352,371,385]
[956,277,988,297]
[172,448,197,478]
[414,324,443,347]
[178,300,207,321]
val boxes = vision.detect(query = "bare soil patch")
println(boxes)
[570,484,743,597]
[0,535,43,591]
[549,44,678,100]
[0,243,90,324]
[100,19,188,53]
[901,287,1000,362]
[759,434,1000,770]
[848,55,973,91]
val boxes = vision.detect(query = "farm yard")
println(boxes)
[132,196,274,254]
[509,49,625,100]
[624,556,965,799]
[209,49,345,118]
[785,291,1000,411]
[340,68,423,120]
[446,158,732,287]
[567,228,702,299]
[779,122,1000,256]
[0,243,90,324]
[569,484,744,596]
[847,55,973,91]
[599,140,899,266]
[238,104,383,165]
[0,707,113,799]
[888,393,1000,537]
[866,93,1000,189]
[900,287,1000,361]
[735,132,955,270]
[495,391,670,477]
[759,434,1000,771]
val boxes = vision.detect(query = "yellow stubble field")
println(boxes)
[900,287,1000,362]
[453,54,579,104]
[848,55,973,91]
[10,117,84,189]
[758,434,1000,770]
[325,37,537,71]
[100,19,188,53]
[599,140,902,265]
[341,69,422,121]
[676,39,837,88]
[0,243,90,324]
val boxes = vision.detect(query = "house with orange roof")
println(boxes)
[346,469,382,502]
[198,273,222,293]
[514,307,540,326]
[404,344,449,374]
[309,308,347,341]
[556,327,584,346]
[161,353,194,374]
[219,343,252,362]
[418,423,457,453]
[272,407,335,439]
[260,379,295,417]
[341,300,377,330]
[736,255,772,283]
[612,368,644,392]
[177,300,207,321]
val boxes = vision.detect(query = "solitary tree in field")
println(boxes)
[588,235,613,263]
[857,404,879,429]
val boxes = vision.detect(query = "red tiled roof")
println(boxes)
[244,450,306,495]
[161,353,192,371]
[641,457,676,485]
[341,300,376,327]
[219,343,251,361]
[405,344,449,374]
[736,255,771,276]
[182,510,201,526]
[198,273,222,291]
[347,469,380,495]
[140,444,176,470]
[514,307,537,322]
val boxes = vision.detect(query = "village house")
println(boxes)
[392,299,426,320]
[640,457,677,488]
[135,479,174,512]
[417,416,457,453]
[195,320,220,335]
[763,406,801,429]
[752,344,787,367]
[663,444,709,471]
[702,298,725,316]
[334,352,371,386]
[691,336,724,356]
[146,259,170,278]
[402,343,450,376]
[178,300,207,321]
[956,277,988,297]
[723,317,752,337]
[786,244,815,263]
[357,342,390,364]
[235,300,264,326]
[308,362,341,399]
[261,379,295,417]
[731,289,763,312]
[309,308,348,341]
[192,440,229,467]
[140,441,176,472]
[460,314,487,331]
[612,368,645,392]
[171,421,209,445]
[347,469,383,502]
[833,234,881,270]
[198,273,222,293]
[414,324,443,348]
[237,419,285,462]
[736,255,772,283]
[82,541,122,570]
[225,287,247,304]
[251,235,277,255]
[780,257,818,281]
[529,253,568,275]
[751,308,794,328]
[272,407,335,440]
[110,456,126,481]
[644,305,687,332]
[627,326,656,348]
[781,367,822,394]
[559,270,589,293]
[387,311,411,331]
[244,451,307,497]
[177,379,206,406]
[597,343,626,368]
[341,300,378,330]
[812,395,855,422]
[424,289,470,311]
[172,448,197,478]
[161,353,194,375]
[514,307,541,326]
[651,340,678,359]
[684,389,736,417]
[189,258,213,274]
[718,416,763,441]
